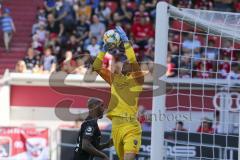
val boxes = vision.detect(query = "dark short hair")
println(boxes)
[91,36,97,40]
[177,121,184,126]
[87,97,103,108]
[232,62,239,68]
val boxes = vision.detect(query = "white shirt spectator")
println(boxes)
[205,48,218,60]
[227,71,240,80]
[90,15,106,42]
[183,39,201,50]
[87,44,100,57]
[36,30,47,42]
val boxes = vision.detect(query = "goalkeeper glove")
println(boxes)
[115,26,129,42]
[99,41,109,53]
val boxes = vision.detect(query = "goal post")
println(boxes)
[151,2,169,160]
[152,2,240,160]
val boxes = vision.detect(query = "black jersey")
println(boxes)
[73,116,101,160]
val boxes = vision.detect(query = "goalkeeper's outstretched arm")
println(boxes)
[92,49,113,85]
[124,42,145,85]
[115,26,145,85]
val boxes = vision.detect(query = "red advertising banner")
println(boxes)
[0,127,49,160]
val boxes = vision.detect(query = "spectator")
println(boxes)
[65,0,76,5]
[138,105,151,131]
[40,47,57,73]
[55,0,75,33]
[138,105,147,124]
[87,36,101,57]
[227,62,240,80]
[196,59,214,78]
[15,60,27,73]
[32,18,46,35]
[220,40,237,61]
[182,33,201,60]
[204,40,218,61]
[61,50,77,74]
[145,0,158,18]
[32,32,46,54]
[218,56,230,78]
[74,15,89,46]
[94,1,111,24]
[179,53,192,78]
[44,0,56,12]
[143,38,154,62]
[194,0,214,10]
[89,15,106,42]
[234,2,240,12]
[113,0,133,25]
[197,117,214,134]
[167,56,176,77]
[140,62,153,81]
[46,13,64,36]
[1,8,16,52]
[74,0,92,21]
[168,32,180,55]
[131,16,154,48]
[173,121,187,131]
[74,58,87,74]
[81,50,91,68]
[34,22,48,44]
[175,0,192,8]
[23,48,39,71]
[66,35,81,55]
[134,3,149,23]
[86,0,100,10]
[36,6,47,23]
[214,0,234,11]
[48,35,61,61]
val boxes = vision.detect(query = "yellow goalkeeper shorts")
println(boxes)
[111,117,142,160]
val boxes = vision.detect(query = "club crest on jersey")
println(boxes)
[85,126,93,136]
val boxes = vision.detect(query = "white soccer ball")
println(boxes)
[103,29,121,48]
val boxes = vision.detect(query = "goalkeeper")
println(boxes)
[93,26,145,160]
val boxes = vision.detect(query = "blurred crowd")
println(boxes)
[14,0,240,80]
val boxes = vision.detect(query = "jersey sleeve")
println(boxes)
[82,123,95,141]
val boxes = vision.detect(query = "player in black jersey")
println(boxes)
[73,97,112,160]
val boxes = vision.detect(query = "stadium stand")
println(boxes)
[0,0,42,75]
[0,0,239,77]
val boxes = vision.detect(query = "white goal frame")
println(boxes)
[151,2,168,160]
[152,2,240,160]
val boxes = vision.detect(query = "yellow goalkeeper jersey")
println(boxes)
[107,73,143,120]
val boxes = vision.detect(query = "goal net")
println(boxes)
[151,2,240,160]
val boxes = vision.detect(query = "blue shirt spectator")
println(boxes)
[1,9,14,33]
[56,1,74,22]
[1,8,16,52]
[41,48,57,73]
[44,0,56,8]
[86,0,100,9]
[42,55,57,71]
